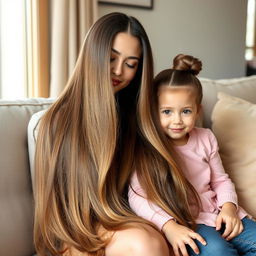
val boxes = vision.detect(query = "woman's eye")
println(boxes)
[126,63,136,69]
[183,109,192,114]
[110,57,115,62]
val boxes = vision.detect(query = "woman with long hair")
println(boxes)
[29,12,171,256]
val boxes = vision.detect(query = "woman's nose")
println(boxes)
[112,60,122,76]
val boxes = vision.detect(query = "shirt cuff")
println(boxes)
[217,193,238,210]
[150,209,174,230]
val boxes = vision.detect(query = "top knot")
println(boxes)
[172,54,202,76]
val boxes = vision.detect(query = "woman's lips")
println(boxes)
[112,78,121,86]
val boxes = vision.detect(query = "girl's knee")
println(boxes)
[105,224,170,256]
[197,239,238,256]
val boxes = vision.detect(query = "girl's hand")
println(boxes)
[162,220,206,256]
[216,202,244,241]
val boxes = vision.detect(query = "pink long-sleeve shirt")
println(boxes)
[128,128,247,230]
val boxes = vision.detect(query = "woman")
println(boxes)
[29,12,171,256]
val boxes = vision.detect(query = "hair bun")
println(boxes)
[172,54,202,76]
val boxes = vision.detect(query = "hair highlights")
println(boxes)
[34,13,154,256]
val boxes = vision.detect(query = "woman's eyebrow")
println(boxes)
[111,48,140,60]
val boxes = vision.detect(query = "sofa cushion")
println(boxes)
[200,75,256,128]
[0,98,53,256]
[211,92,256,218]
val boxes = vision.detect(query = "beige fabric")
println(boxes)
[0,98,53,256]
[211,92,256,217]
[199,75,256,128]
[50,0,98,97]
[26,0,49,98]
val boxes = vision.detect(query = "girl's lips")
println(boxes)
[112,79,121,86]
[170,128,184,133]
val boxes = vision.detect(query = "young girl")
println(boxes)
[129,54,256,256]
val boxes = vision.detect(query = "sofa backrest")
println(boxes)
[0,98,53,256]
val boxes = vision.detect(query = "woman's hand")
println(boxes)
[216,202,244,241]
[162,220,206,256]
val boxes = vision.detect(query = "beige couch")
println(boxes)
[0,76,256,256]
[0,98,53,256]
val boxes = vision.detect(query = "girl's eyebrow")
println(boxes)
[159,106,173,109]
[111,48,140,60]
[159,106,193,109]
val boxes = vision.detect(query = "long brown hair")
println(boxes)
[135,54,202,228]
[34,12,154,256]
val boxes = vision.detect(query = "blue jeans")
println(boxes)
[187,218,256,256]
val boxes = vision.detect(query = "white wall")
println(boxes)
[99,0,248,79]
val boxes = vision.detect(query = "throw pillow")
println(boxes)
[211,92,256,217]
[199,75,256,128]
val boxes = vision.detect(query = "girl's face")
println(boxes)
[158,86,200,146]
[110,32,142,93]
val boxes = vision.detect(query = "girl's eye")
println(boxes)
[162,110,171,115]
[110,57,115,62]
[183,109,192,114]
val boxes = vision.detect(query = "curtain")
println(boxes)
[27,0,98,98]
[26,0,50,97]
[50,0,98,97]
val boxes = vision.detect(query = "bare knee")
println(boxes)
[130,227,168,256]
[105,224,170,256]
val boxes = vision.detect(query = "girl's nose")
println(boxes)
[173,113,182,124]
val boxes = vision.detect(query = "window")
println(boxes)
[0,0,27,99]
[246,0,256,60]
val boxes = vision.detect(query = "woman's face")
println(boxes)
[110,32,142,93]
